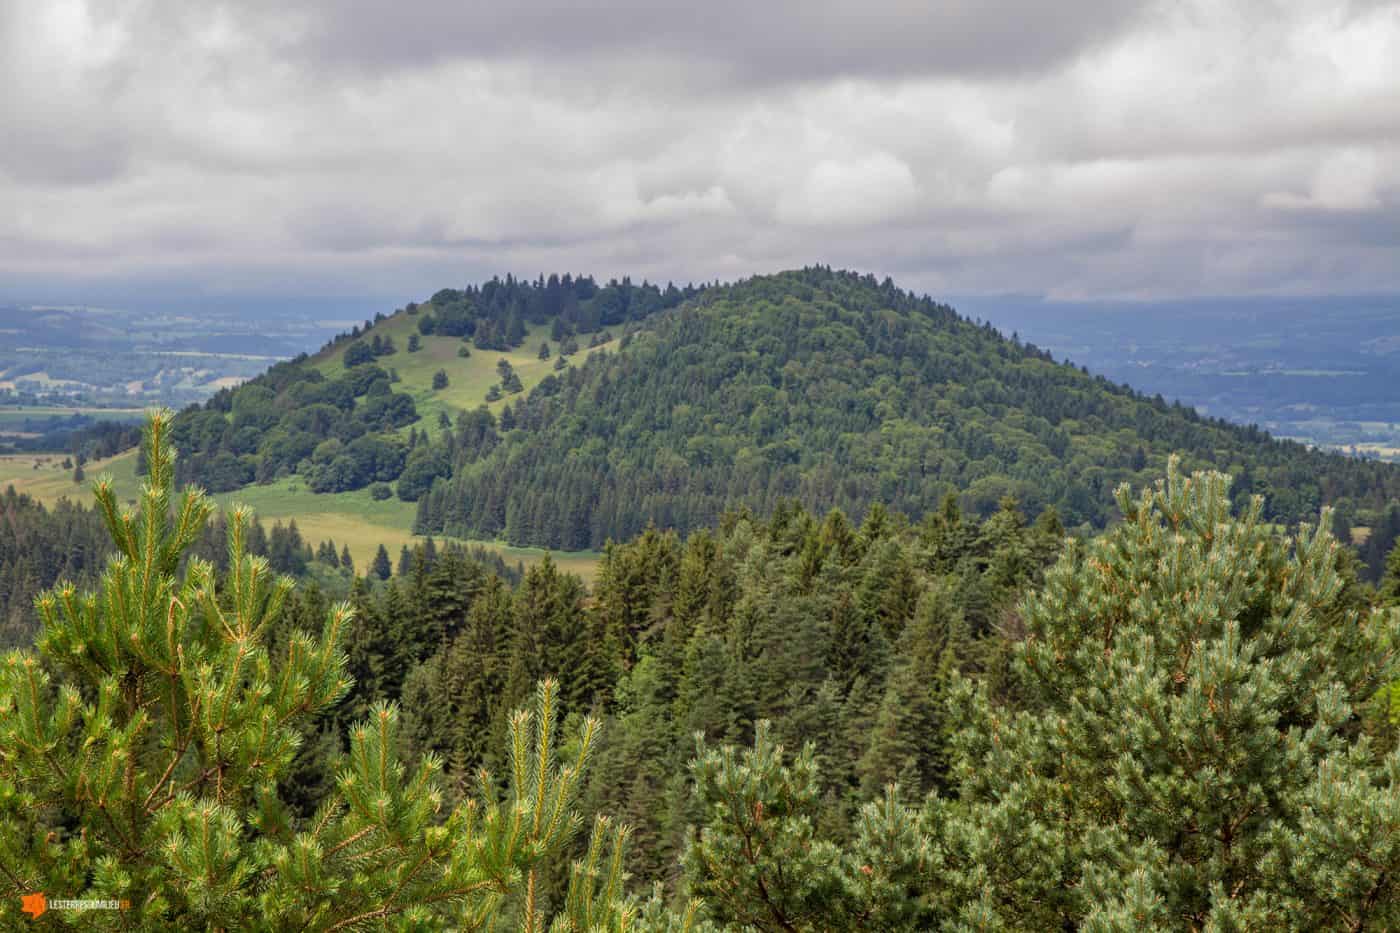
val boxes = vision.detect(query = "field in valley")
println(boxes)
[0,447,601,582]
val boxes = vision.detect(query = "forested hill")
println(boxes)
[166,267,1400,553]
[167,274,697,493]
[414,268,1400,548]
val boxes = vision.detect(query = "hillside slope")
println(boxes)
[412,268,1400,549]
[170,274,693,493]
[162,276,692,567]
[167,267,1400,556]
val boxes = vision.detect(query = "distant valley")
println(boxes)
[966,294,1400,461]
[0,299,359,415]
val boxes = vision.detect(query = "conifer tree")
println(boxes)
[684,722,849,929]
[1382,538,1400,605]
[683,722,935,930]
[370,543,392,580]
[938,460,1400,929]
[0,413,662,930]
[858,586,962,796]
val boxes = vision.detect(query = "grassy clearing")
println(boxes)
[313,312,610,439]
[0,448,144,503]
[211,477,601,581]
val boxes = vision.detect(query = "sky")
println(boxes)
[2,0,1398,305]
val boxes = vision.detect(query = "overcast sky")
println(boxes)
[3,0,1398,305]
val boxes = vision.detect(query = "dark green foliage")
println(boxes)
[432,368,449,390]
[416,268,1400,550]
[343,334,396,367]
[170,356,417,493]
[147,268,1400,563]
[1362,504,1400,583]
[414,274,691,352]
[1382,538,1400,605]
[568,498,1056,886]
[0,489,110,648]
[266,519,311,574]
[396,444,451,502]
[370,543,392,580]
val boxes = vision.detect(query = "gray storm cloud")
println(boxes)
[1,0,1397,301]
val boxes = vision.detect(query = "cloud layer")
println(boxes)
[3,0,1398,302]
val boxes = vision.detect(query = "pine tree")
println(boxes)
[858,587,962,796]
[937,459,1400,929]
[683,722,935,930]
[370,543,392,580]
[340,543,354,573]
[684,722,849,929]
[0,413,674,929]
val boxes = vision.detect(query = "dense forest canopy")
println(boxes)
[4,413,1400,928]
[413,269,1400,547]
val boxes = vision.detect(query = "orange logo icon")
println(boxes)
[20,892,46,918]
